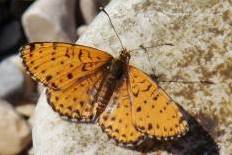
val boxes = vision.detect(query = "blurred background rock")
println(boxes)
[0,0,109,154]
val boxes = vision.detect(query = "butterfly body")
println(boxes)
[20,42,189,145]
[91,49,130,121]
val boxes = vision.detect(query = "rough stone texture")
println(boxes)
[22,0,76,42]
[0,99,31,155]
[33,0,231,154]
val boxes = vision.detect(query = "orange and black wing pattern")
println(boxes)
[20,41,189,145]
[20,42,113,90]
[128,66,189,139]
[47,67,108,122]
[20,42,113,122]
[98,76,144,144]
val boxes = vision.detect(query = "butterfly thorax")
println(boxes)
[100,49,130,83]
[108,49,131,77]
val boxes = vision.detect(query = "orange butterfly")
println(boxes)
[20,42,189,145]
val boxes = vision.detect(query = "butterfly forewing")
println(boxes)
[128,66,189,139]
[20,42,113,90]
[99,76,144,144]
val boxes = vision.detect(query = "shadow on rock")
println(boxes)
[131,105,219,154]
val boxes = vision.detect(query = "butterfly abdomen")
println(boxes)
[94,60,126,119]
[94,73,117,118]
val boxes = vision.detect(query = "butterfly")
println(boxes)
[20,42,189,145]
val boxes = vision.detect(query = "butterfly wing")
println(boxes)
[20,42,113,90]
[98,76,144,144]
[128,66,189,139]
[47,66,108,122]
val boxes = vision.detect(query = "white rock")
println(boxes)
[16,104,35,118]
[22,0,77,42]
[33,0,232,154]
[0,55,23,97]
[76,25,89,37]
[80,0,97,24]
[0,100,31,155]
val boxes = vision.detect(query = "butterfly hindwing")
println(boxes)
[47,67,108,122]
[20,42,113,90]
[128,66,189,139]
[99,76,144,144]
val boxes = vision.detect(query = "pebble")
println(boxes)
[0,55,23,98]
[0,99,31,155]
[16,104,35,118]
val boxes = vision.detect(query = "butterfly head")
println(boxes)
[119,49,131,64]
[108,49,131,79]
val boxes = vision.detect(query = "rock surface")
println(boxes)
[16,104,35,118]
[0,55,24,98]
[80,0,97,24]
[0,99,31,155]
[33,0,231,154]
[22,0,77,42]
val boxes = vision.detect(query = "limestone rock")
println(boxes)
[0,99,31,155]
[33,0,231,154]
[22,0,77,42]
[80,0,97,24]
[76,25,89,37]
[16,104,35,118]
[0,55,23,98]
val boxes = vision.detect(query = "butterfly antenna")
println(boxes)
[140,45,214,85]
[130,43,174,53]
[99,7,125,51]
[140,45,157,76]
[157,79,215,84]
